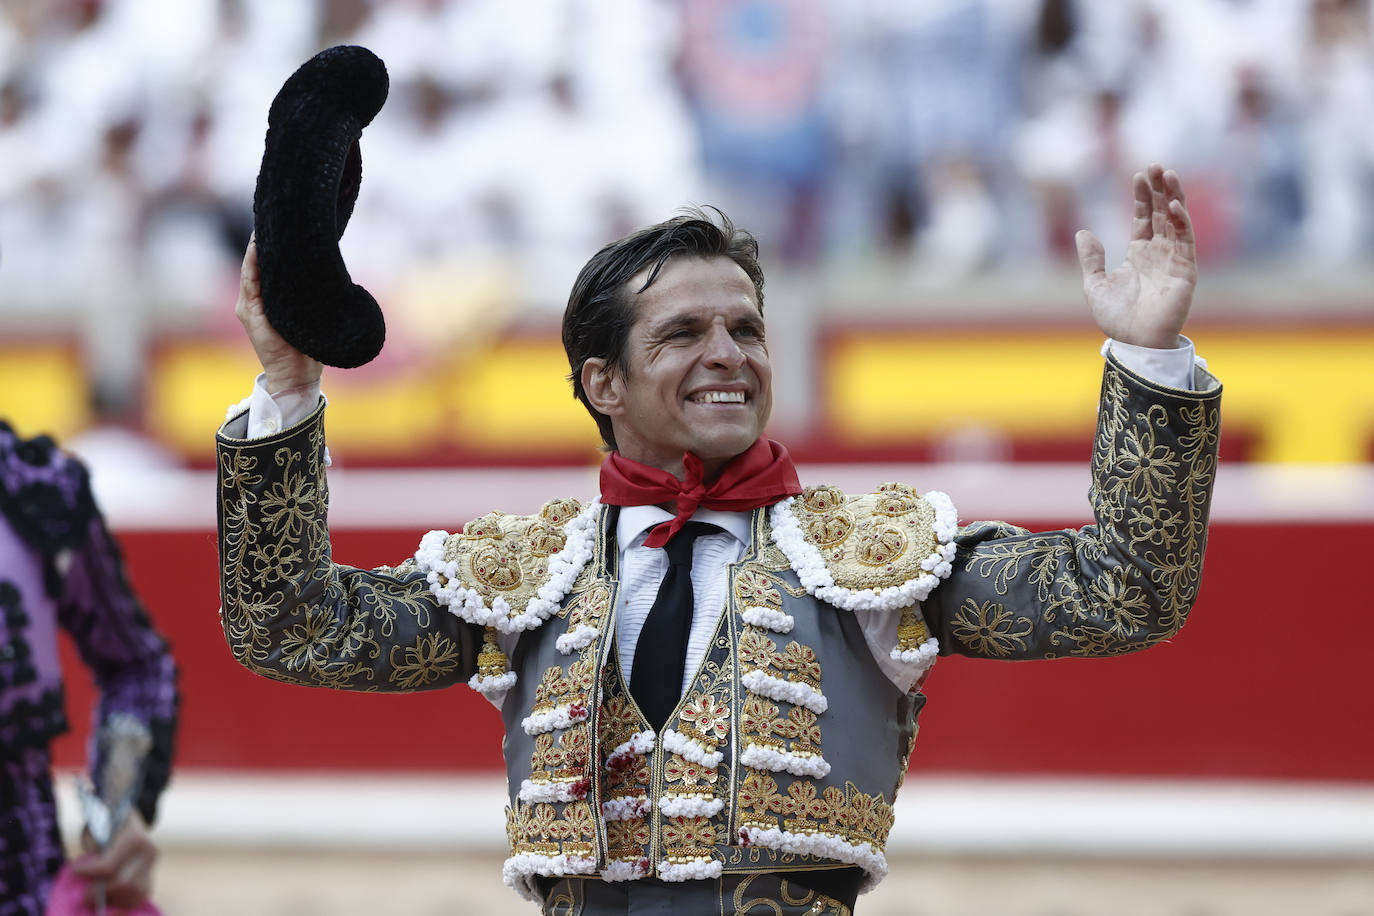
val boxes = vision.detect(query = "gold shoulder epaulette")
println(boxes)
[771,483,959,613]
[414,497,596,633]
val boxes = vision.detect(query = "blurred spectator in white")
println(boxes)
[824,0,1028,272]
[337,0,699,330]
[1298,0,1374,263]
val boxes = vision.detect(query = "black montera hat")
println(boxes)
[252,45,389,369]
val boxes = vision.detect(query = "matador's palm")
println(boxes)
[1075,164,1197,350]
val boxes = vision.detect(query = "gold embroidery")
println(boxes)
[734,569,784,609]
[474,627,509,681]
[791,483,940,591]
[563,582,612,628]
[512,800,597,859]
[740,776,896,854]
[932,359,1220,661]
[950,598,1032,657]
[607,817,651,860]
[677,692,730,748]
[388,632,462,688]
[663,753,719,799]
[429,498,586,625]
[662,815,717,862]
[895,605,929,654]
[218,409,478,694]
[775,642,821,690]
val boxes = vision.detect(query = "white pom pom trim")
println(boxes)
[518,778,591,803]
[601,796,651,821]
[740,669,827,714]
[555,624,599,655]
[467,671,518,698]
[740,606,794,633]
[605,731,656,767]
[738,824,888,892]
[657,858,723,881]
[502,853,598,897]
[889,637,939,673]
[416,500,601,634]
[520,703,590,736]
[661,729,723,768]
[600,858,650,882]
[739,743,832,778]
[657,795,724,818]
[769,492,958,614]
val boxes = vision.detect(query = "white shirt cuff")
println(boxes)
[1102,336,1206,391]
[243,374,323,437]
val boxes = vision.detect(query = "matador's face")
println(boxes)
[585,256,773,480]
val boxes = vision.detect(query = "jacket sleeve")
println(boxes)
[217,399,482,692]
[55,468,179,826]
[920,353,1221,659]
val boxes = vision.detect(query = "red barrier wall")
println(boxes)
[52,520,1374,782]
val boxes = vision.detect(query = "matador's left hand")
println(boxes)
[1075,163,1197,349]
[72,810,157,909]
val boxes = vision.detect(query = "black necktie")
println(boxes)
[630,521,721,732]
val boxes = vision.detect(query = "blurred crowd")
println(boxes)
[1,0,1372,356]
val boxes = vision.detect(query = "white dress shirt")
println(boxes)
[235,339,1206,708]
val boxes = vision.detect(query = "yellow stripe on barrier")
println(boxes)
[0,346,89,439]
[825,327,1374,463]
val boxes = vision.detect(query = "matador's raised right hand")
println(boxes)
[235,236,324,396]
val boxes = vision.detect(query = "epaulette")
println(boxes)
[769,483,958,667]
[414,496,601,695]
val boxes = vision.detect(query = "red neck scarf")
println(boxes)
[599,438,802,548]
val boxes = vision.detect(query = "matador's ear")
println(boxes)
[252,44,389,369]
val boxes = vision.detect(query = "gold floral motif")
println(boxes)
[530,665,568,714]
[562,582,612,627]
[873,482,921,516]
[772,707,821,758]
[525,521,567,558]
[733,569,785,609]
[469,540,524,591]
[800,486,845,514]
[218,408,485,695]
[803,512,853,548]
[662,815,716,861]
[678,693,730,747]
[529,725,591,783]
[426,498,585,623]
[540,498,582,527]
[738,771,779,820]
[741,695,780,738]
[950,598,1033,657]
[607,818,651,859]
[776,642,821,688]
[388,632,463,688]
[739,629,779,671]
[511,800,596,859]
[854,523,908,567]
[664,753,719,795]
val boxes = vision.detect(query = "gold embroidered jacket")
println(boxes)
[216,354,1220,900]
